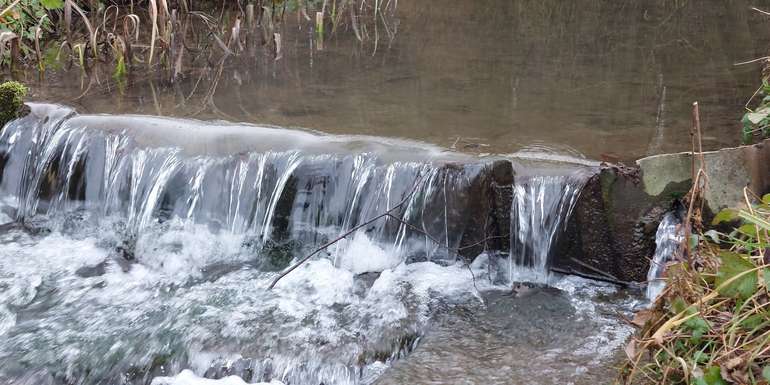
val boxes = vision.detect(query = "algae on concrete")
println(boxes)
[637,140,770,212]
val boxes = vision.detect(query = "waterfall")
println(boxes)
[0,104,483,266]
[0,105,596,279]
[646,211,683,301]
[507,171,588,283]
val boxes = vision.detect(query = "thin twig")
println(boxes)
[550,267,632,287]
[734,56,770,66]
[0,0,20,18]
[569,257,619,280]
[268,174,424,289]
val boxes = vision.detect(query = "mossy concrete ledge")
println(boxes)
[0,81,29,127]
[636,139,770,213]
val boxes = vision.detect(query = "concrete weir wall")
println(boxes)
[3,103,769,284]
[451,139,770,283]
[550,139,770,282]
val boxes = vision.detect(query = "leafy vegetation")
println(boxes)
[0,0,62,66]
[620,194,770,384]
[741,77,770,144]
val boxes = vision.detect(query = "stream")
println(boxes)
[2,1,770,384]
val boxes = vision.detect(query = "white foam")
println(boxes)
[336,232,401,274]
[151,369,283,385]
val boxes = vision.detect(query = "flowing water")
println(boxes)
[1,0,757,383]
[0,105,640,384]
[646,211,684,302]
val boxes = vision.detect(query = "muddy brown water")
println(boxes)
[7,0,770,161]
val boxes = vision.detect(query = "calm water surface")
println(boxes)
[9,0,770,160]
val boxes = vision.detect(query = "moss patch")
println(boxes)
[0,81,28,126]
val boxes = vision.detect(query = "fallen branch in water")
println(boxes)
[550,267,633,287]
[268,174,510,290]
[268,174,425,289]
[569,257,620,281]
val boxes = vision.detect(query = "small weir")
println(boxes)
[0,105,636,385]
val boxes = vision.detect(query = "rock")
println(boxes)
[553,140,770,282]
[0,81,28,127]
[456,159,512,261]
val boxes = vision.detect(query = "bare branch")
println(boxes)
[268,174,424,289]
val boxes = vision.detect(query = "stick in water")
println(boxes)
[267,175,424,290]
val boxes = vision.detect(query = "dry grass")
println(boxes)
[0,0,398,78]
[619,178,770,384]
[619,100,770,384]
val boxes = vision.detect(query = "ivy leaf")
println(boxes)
[712,209,738,225]
[717,252,758,299]
[694,366,728,385]
[40,0,64,9]
[746,107,770,124]
[685,316,710,343]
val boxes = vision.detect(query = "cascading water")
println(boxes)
[505,161,591,284]
[646,211,684,301]
[0,104,625,385]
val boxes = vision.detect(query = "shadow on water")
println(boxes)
[6,0,770,160]
[377,281,637,385]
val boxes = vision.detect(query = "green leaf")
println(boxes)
[763,365,770,382]
[716,252,758,299]
[693,350,710,364]
[764,268,770,289]
[685,316,709,343]
[747,108,770,124]
[712,209,738,225]
[671,297,689,314]
[694,366,728,385]
[40,0,64,9]
[762,193,770,205]
[743,123,754,144]
[740,311,769,330]
[739,210,770,232]
[738,223,757,238]
[689,234,700,250]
